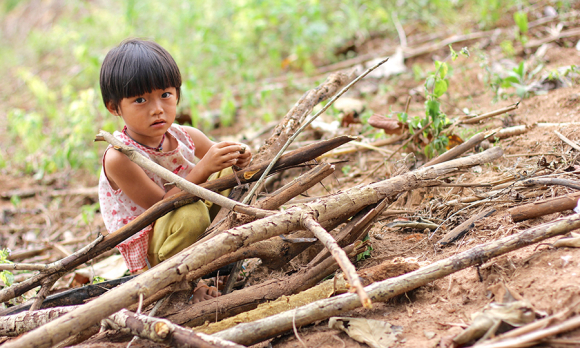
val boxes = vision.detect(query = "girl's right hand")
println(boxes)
[197,141,243,176]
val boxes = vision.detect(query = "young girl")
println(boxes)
[98,38,251,280]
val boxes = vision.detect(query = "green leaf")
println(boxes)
[10,195,20,208]
[0,271,13,287]
[425,100,441,120]
[425,76,435,92]
[514,11,528,34]
[433,79,448,98]
[434,61,448,79]
[460,47,470,57]
[449,45,458,61]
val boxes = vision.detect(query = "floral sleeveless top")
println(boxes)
[98,124,197,272]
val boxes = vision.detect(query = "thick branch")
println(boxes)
[0,136,353,304]
[213,213,580,346]
[106,309,243,348]
[4,147,502,348]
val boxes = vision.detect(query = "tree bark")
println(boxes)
[0,135,354,305]
[423,132,486,167]
[3,147,502,348]
[163,244,356,327]
[438,207,496,245]
[509,192,580,222]
[105,309,243,348]
[213,213,580,346]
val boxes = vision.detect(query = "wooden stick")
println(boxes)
[423,131,487,167]
[437,207,496,245]
[212,213,580,346]
[508,192,580,222]
[0,136,353,304]
[554,130,580,151]
[525,27,580,48]
[0,263,50,271]
[459,103,519,125]
[256,163,335,210]
[3,147,503,348]
[97,130,274,219]
[491,125,530,141]
[476,314,580,348]
[301,215,370,308]
[0,306,80,336]
[29,273,59,311]
[521,178,580,191]
[106,309,243,348]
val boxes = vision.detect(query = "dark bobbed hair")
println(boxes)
[100,38,182,113]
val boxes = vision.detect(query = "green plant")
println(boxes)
[0,249,14,288]
[92,276,106,284]
[394,46,469,158]
[81,202,100,228]
[356,236,373,261]
[488,61,544,101]
[513,11,529,45]
[10,195,21,208]
[341,165,352,175]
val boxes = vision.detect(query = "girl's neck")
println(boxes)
[123,126,166,152]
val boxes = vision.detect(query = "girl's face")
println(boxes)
[109,87,177,147]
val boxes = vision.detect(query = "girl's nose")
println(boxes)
[151,99,164,115]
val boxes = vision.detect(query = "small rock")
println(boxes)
[544,6,557,17]
[424,331,436,339]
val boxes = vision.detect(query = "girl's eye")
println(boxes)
[134,97,146,104]
[162,92,172,98]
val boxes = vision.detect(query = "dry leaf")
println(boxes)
[329,317,402,348]
[367,114,406,135]
[453,300,535,346]
[446,134,464,150]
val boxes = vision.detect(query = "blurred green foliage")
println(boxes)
[0,0,526,176]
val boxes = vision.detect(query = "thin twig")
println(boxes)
[293,308,308,348]
[362,121,433,181]
[242,57,390,204]
[554,130,580,152]
[459,102,520,125]
[301,214,371,308]
[0,263,51,271]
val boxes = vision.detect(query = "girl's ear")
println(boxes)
[106,102,119,116]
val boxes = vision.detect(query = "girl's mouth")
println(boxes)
[151,120,166,127]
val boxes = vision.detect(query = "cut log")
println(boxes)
[509,192,580,222]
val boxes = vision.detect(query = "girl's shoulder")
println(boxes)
[168,124,196,150]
